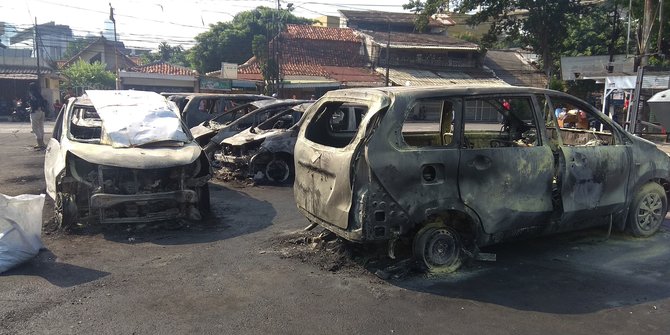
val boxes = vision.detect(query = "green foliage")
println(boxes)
[548,77,565,91]
[140,42,190,67]
[61,60,116,90]
[188,6,312,74]
[563,2,626,57]
[406,0,583,78]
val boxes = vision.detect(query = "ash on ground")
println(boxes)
[267,227,416,279]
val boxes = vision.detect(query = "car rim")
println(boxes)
[637,193,663,232]
[425,229,459,267]
[265,159,289,183]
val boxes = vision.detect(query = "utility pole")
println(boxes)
[34,18,41,86]
[659,0,665,54]
[385,19,390,87]
[276,0,281,98]
[110,3,119,89]
[629,0,656,133]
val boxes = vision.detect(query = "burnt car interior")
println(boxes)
[69,106,102,143]
[207,103,259,128]
[305,102,369,148]
[544,95,617,147]
[399,94,618,150]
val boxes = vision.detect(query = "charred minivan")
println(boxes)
[294,86,670,272]
[45,90,212,227]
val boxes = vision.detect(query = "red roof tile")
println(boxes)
[128,61,196,75]
[234,25,384,85]
[284,24,360,42]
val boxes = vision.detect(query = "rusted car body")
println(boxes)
[44,90,212,227]
[217,102,311,183]
[180,93,273,128]
[294,86,670,272]
[201,100,309,156]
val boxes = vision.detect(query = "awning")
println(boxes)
[0,65,54,80]
[378,67,509,87]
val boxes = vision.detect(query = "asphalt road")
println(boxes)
[1,121,670,334]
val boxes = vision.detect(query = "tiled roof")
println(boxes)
[339,10,451,28]
[0,65,53,80]
[284,24,360,42]
[358,30,479,49]
[236,25,381,85]
[127,61,197,75]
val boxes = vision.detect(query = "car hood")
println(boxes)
[66,140,202,169]
[260,130,297,153]
[191,123,215,140]
[223,128,288,147]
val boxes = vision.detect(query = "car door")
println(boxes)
[44,105,67,199]
[457,94,556,234]
[295,96,384,230]
[547,94,632,224]
[365,97,462,226]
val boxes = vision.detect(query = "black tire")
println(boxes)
[413,223,462,273]
[197,184,211,215]
[55,192,78,229]
[265,156,294,184]
[627,182,667,237]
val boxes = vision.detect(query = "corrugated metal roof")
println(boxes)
[358,30,479,50]
[379,67,509,87]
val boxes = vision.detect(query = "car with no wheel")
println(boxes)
[44,90,212,227]
[294,86,670,272]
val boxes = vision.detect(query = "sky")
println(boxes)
[1,0,413,50]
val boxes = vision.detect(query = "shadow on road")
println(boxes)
[61,182,277,246]
[1,250,110,288]
[392,223,670,314]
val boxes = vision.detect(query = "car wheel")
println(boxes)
[413,223,462,273]
[627,182,667,237]
[265,157,294,184]
[197,184,211,214]
[55,192,78,229]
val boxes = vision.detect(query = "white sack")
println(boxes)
[0,194,46,273]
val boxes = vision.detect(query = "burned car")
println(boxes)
[181,93,273,128]
[294,86,670,272]
[200,100,309,156]
[191,99,281,146]
[217,102,312,183]
[44,90,212,227]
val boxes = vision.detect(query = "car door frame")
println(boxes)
[456,93,557,235]
[44,103,68,199]
[545,93,632,226]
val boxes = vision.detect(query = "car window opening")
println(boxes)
[304,102,369,148]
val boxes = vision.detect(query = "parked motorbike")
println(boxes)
[10,102,30,122]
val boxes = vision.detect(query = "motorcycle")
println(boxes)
[10,101,30,122]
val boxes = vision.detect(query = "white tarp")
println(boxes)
[0,194,45,273]
[86,90,190,148]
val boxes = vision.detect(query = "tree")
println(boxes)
[61,60,116,92]
[562,2,626,58]
[406,0,583,80]
[187,6,312,74]
[140,42,190,67]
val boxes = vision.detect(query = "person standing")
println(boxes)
[27,82,46,149]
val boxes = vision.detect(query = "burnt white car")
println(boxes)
[294,86,670,272]
[217,102,311,183]
[44,90,212,227]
